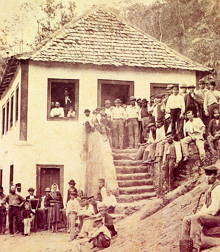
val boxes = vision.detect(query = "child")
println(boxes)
[96,179,107,203]
[99,206,117,237]
[66,192,80,241]
[22,201,35,236]
[102,190,117,213]
[88,218,111,250]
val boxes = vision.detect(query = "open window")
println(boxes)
[97,79,134,107]
[47,79,79,120]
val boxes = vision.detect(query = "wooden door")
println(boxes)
[36,165,64,197]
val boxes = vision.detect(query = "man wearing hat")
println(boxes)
[185,84,199,118]
[26,188,37,201]
[111,98,126,149]
[67,180,77,203]
[180,165,220,251]
[195,79,208,124]
[181,110,206,162]
[166,85,185,140]
[126,96,140,148]
[180,84,188,98]
[204,80,220,119]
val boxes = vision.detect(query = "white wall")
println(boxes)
[0,61,196,198]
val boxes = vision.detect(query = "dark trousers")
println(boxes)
[0,210,6,234]
[8,206,21,234]
[170,108,181,140]
[106,224,117,237]
[90,232,111,249]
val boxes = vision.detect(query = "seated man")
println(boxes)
[180,165,220,252]
[207,109,220,154]
[88,218,111,250]
[50,101,64,118]
[181,110,206,161]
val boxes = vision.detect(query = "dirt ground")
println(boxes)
[1,182,220,252]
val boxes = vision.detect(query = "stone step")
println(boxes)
[119,185,155,195]
[118,179,153,187]
[112,148,138,154]
[116,173,151,180]
[114,160,143,166]
[113,153,136,160]
[116,166,148,174]
[117,192,156,203]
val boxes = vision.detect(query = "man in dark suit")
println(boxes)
[60,88,73,117]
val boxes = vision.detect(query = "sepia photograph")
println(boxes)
[0,0,219,251]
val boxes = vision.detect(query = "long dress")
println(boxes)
[48,191,63,225]
[84,119,118,197]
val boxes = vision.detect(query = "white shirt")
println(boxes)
[184,118,205,136]
[199,185,220,215]
[204,90,220,113]
[100,187,108,203]
[105,108,112,120]
[50,107,64,117]
[126,105,139,119]
[166,94,185,114]
[90,225,111,239]
[103,194,117,208]
[111,106,126,119]
[66,198,80,215]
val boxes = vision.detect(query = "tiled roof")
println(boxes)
[18,8,210,72]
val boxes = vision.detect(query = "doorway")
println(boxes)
[36,165,64,197]
[98,80,134,107]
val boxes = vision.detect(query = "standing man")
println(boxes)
[180,165,220,252]
[204,80,220,120]
[140,98,149,142]
[179,84,188,98]
[181,110,206,161]
[67,180,78,203]
[207,109,220,154]
[62,88,72,117]
[3,185,25,235]
[126,96,140,149]
[185,84,199,118]
[104,100,113,146]
[195,79,208,124]
[111,99,126,149]
[0,186,6,234]
[166,85,185,140]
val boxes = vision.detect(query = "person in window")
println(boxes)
[61,88,72,117]
[67,105,76,118]
[50,101,64,118]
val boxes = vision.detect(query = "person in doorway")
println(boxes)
[47,183,63,232]
[180,165,220,251]
[126,96,140,149]
[111,98,126,149]
[0,186,6,234]
[3,185,25,235]
[181,110,206,161]
[37,187,50,230]
[50,101,64,118]
[166,85,185,140]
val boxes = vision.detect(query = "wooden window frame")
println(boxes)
[150,83,179,96]
[47,78,79,121]
[6,100,9,132]
[97,79,134,107]
[36,164,64,197]
[9,164,14,187]
[10,93,14,128]
[15,85,19,122]
[2,105,5,135]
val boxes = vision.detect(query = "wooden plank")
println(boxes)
[19,60,29,141]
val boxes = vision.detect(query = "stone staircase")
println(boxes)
[113,149,156,203]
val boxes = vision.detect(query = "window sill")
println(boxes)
[47,117,78,121]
